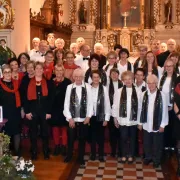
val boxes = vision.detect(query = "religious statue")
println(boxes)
[0,0,14,29]
[78,0,87,24]
[164,0,172,24]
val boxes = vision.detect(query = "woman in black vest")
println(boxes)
[90,70,111,162]
[85,53,107,86]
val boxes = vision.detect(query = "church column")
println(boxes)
[150,0,155,28]
[11,0,30,55]
[100,0,107,29]
[144,0,151,28]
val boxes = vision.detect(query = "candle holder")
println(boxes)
[121,11,130,28]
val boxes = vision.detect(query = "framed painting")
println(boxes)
[107,0,144,30]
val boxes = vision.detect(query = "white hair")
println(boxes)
[94,43,103,49]
[32,37,40,42]
[147,74,158,84]
[76,37,85,43]
[55,38,65,45]
[70,43,78,49]
[72,68,84,78]
[167,38,176,45]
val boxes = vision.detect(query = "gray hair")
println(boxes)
[147,74,158,84]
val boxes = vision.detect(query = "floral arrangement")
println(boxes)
[16,158,35,178]
[0,133,10,156]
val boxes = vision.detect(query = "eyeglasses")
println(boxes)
[165,65,174,68]
[3,71,11,74]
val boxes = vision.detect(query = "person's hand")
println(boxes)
[103,121,108,126]
[138,125,142,131]
[26,113,33,120]
[69,118,75,128]
[46,114,51,120]
[177,114,180,120]
[114,118,119,128]
[159,127,164,133]
[21,108,25,119]
[84,117,90,125]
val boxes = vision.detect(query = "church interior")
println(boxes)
[0,0,180,180]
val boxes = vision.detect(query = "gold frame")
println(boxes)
[107,0,144,30]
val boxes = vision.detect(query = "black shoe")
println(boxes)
[78,159,85,166]
[43,150,50,160]
[99,156,104,162]
[153,162,160,168]
[177,167,180,177]
[64,155,72,163]
[143,159,152,165]
[61,145,67,156]
[110,153,116,158]
[53,145,61,156]
[31,151,37,160]
[90,155,96,161]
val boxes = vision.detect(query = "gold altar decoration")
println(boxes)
[0,0,15,29]
[107,0,144,30]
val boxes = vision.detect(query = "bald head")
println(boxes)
[167,39,176,52]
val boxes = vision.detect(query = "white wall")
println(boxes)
[11,0,30,55]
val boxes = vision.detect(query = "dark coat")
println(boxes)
[157,50,171,68]
[49,78,71,126]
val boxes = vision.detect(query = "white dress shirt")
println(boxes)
[138,89,169,133]
[147,66,163,78]
[30,51,45,63]
[91,85,111,121]
[63,82,93,122]
[134,81,147,93]
[74,55,89,73]
[112,86,141,126]
[117,61,134,78]
[103,63,121,79]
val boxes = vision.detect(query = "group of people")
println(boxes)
[1,34,180,176]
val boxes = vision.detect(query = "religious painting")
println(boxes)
[0,0,14,29]
[108,0,143,29]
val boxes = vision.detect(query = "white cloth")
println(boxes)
[74,55,89,73]
[138,89,169,133]
[112,87,141,126]
[28,49,37,57]
[63,82,93,122]
[30,51,45,63]
[134,81,147,93]
[91,85,111,121]
[147,66,163,78]
[103,63,121,79]
[117,61,134,78]
[158,76,172,106]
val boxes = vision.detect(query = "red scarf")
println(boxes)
[63,62,79,69]
[44,62,54,80]
[0,79,21,107]
[27,77,48,100]
[53,78,64,86]
[175,83,180,95]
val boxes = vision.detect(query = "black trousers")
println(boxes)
[164,109,176,148]
[108,116,119,154]
[90,116,105,156]
[143,130,163,163]
[67,122,88,161]
[29,111,49,151]
[119,125,137,157]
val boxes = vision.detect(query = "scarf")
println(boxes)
[159,71,177,104]
[63,62,79,69]
[44,62,54,80]
[0,79,21,107]
[69,84,87,118]
[119,85,138,121]
[96,84,105,121]
[175,65,180,75]
[85,68,107,86]
[109,78,123,106]
[27,77,48,100]
[140,89,163,131]
[104,63,117,72]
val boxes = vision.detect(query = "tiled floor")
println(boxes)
[74,155,164,180]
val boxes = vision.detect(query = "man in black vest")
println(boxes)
[157,38,176,67]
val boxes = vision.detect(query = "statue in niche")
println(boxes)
[0,0,14,29]
[78,0,87,24]
[164,0,173,24]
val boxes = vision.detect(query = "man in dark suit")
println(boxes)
[0,39,16,65]
[157,38,176,67]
